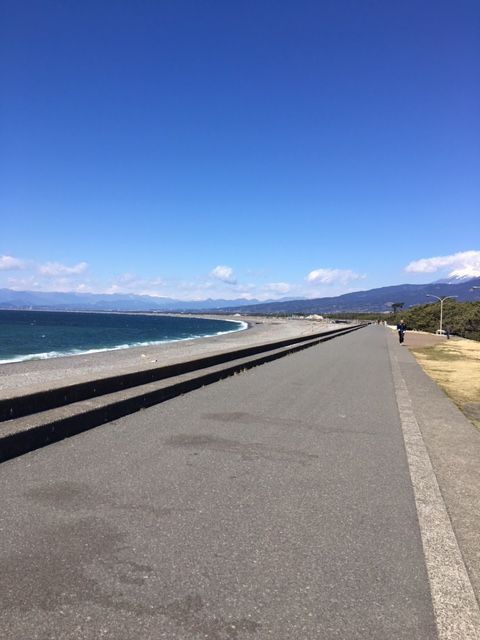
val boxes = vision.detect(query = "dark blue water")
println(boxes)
[0,310,246,364]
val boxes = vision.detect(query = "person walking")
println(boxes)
[397,319,407,344]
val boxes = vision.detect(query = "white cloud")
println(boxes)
[39,261,89,277]
[0,255,27,270]
[265,282,292,294]
[105,284,122,294]
[104,273,167,297]
[0,255,370,301]
[405,250,480,278]
[117,272,137,284]
[76,283,93,293]
[7,276,41,290]
[306,268,365,285]
[210,265,237,284]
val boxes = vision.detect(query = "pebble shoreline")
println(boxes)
[0,316,335,399]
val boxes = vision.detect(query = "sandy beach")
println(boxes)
[0,315,338,399]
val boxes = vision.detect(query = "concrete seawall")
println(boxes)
[0,316,333,398]
[0,322,365,463]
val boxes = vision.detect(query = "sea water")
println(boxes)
[0,310,247,364]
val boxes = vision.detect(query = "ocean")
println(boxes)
[0,310,247,364]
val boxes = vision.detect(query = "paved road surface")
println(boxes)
[0,327,440,639]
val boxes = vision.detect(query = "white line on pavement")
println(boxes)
[388,342,480,639]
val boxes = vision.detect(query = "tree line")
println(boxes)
[326,300,480,341]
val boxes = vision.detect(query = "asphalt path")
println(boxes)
[0,326,438,639]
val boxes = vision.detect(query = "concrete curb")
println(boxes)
[0,324,359,422]
[388,334,480,638]
[0,324,365,464]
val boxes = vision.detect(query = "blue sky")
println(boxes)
[1,0,479,300]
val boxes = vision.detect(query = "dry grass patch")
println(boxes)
[410,338,480,430]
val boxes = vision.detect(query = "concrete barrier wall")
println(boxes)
[1,324,364,421]
[0,324,365,463]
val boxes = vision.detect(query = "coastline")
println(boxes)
[0,315,336,399]
[0,313,248,366]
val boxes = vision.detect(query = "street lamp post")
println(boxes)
[426,294,457,333]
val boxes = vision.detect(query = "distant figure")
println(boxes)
[397,319,407,344]
[446,326,451,339]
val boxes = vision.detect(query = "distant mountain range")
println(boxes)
[222,277,480,314]
[0,289,263,312]
[0,277,479,314]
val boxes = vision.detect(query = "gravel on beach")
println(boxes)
[0,316,337,399]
